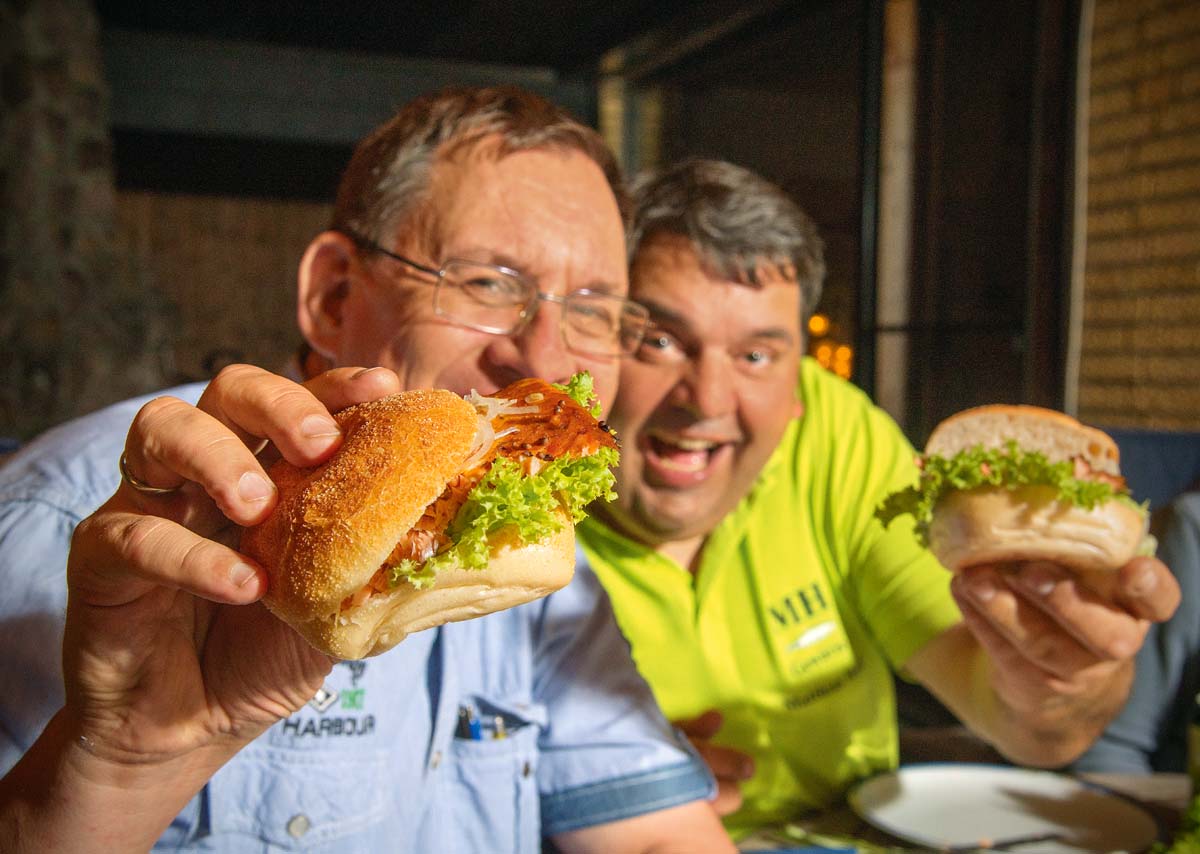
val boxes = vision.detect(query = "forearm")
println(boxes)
[554,801,736,854]
[971,651,1134,766]
[0,708,239,853]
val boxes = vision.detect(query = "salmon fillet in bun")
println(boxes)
[876,405,1152,582]
[241,373,619,659]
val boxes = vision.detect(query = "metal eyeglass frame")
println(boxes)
[338,228,648,357]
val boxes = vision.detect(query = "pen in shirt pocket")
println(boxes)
[457,705,483,740]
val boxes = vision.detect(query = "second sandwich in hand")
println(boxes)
[876,404,1153,590]
[241,372,619,659]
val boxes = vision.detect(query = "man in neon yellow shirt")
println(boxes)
[579,158,1180,838]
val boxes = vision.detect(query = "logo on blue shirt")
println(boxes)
[285,661,375,738]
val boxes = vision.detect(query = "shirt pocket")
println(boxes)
[429,695,542,853]
[204,740,391,850]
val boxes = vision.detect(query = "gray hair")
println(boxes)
[332,86,627,248]
[628,158,825,321]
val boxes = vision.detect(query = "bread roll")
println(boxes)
[926,404,1121,476]
[241,386,580,659]
[291,511,575,660]
[924,406,1143,574]
[878,404,1147,577]
[928,485,1146,574]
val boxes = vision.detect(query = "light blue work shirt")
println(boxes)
[1073,491,1200,774]
[0,384,713,852]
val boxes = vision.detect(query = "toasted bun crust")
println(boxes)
[241,388,481,629]
[925,404,1121,475]
[294,511,575,659]
[240,384,587,659]
[928,485,1145,575]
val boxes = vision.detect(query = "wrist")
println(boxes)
[989,659,1132,765]
[0,708,241,852]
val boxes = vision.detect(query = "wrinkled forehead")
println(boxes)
[385,135,507,256]
[634,228,797,285]
[406,138,627,286]
[635,230,799,287]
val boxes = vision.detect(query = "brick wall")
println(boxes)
[0,0,141,440]
[115,192,331,384]
[1078,0,1200,429]
[0,3,328,441]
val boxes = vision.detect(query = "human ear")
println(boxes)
[297,231,357,360]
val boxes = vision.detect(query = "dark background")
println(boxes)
[97,0,1078,445]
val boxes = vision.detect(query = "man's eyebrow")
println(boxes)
[579,280,622,296]
[639,298,798,343]
[749,327,799,344]
[446,247,525,271]
[639,298,688,326]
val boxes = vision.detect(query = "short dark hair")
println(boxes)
[332,86,627,248]
[628,158,825,322]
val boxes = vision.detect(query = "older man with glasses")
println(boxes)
[0,87,732,853]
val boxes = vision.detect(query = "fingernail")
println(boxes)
[1130,567,1158,597]
[1023,568,1058,597]
[353,366,385,380]
[301,414,340,440]
[969,577,996,602]
[238,471,275,503]
[230,563,258,588]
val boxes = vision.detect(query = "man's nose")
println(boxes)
[676,350,735,419]
[512,299,573,382]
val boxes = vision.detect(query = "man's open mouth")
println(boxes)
[643,430,733,483]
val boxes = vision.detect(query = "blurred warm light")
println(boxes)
[808,314,852,379]
[833,344,853,379]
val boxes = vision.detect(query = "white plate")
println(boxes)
[847,764,1160,853]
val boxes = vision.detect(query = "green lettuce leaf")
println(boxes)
[390,446,620,589]
[553,371,602,418]
[875,440,1142,546]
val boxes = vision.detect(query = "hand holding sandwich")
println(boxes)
[0,365,398,852]
[1,364,627,852]
[881,406,1179,766]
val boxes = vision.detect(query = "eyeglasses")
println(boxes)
[340,229,649,358]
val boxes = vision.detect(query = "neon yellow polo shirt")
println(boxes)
[580,358,962,837]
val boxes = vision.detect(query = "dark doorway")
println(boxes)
[905,0,1079,442]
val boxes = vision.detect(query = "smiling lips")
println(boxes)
[643,430,732,486]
